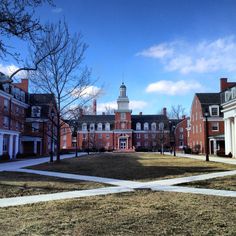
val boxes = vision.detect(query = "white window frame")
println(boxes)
[105,123,110,131]
[82,123,87,131]
[31,106,41,118]
[211,122,219,131]
[151,122,156,131]
[32,122,39,132]
[144,122,149,131]
[97,123,103,131]
[210,105,219,117]
[136,122,141,130]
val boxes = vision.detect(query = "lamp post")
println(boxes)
[169,121,176,156]
[87,127,90,155]
[204,111,209,162]
[50,110,55,163]
[173,125,176,156]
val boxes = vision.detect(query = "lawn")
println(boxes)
[0,191,235,236]
[180,175,236,191]
[0,171,107,198]
[28,153,236,181]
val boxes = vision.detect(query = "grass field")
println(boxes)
[0,171,107,198]
[181,174,236,191]
[0,191,235,236]
[28,153,236,181]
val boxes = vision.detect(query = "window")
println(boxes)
[196,125,198,133]
[192,125,195,134]
[136,133,140,139]
[106,134,110,139]
[179,127,183,132]
[90,123,95,131]
[144,122,149,131]
[20,91,25,102]
[210,106,219,116]
[3,136,8,152]
[159,122,164,130]
[16,121,19,130]
[144,133,148,139]
[136,142,141,147]
[105,123,110,131]
[82,123,87,131]
[3,116,9,128]
[211,122,219,131]
[32,122,39,132]
[31,106,41,118]
[152,133,156,139]
[136,122,141,130]
[97,123,103,131]
[151,122,156,131]
[179,141,183,146]
[200,124,202,132]
[82,134,86,140]
[179,134,183,139]
[121,113,126,120]
[121,122,125,129]
[98,133,102,139]
[4,99,9,112]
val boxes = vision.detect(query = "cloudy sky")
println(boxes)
[2,0,236,115]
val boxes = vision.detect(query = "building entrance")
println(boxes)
[119,138,127,149]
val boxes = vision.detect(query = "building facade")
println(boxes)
[74,83,175,152]
[221,83,236,157]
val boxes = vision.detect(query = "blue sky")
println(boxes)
[2,0,236,115]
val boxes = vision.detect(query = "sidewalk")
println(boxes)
[165,152,236,165]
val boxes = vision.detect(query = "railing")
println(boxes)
[221,85,236,104]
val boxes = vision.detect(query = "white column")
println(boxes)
[9,135,13,160]
[14,135,19,159]
[233,117,236,158]
[225,118,232,155]
[33,141,37,154]
[213,139,217,155]
[0,134,3,156]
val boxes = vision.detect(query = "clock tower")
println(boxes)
[114,83,133,151]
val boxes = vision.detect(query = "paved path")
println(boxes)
[0,152,236,207]
[165,152,236,165]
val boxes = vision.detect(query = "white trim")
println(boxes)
[0,129,20,135]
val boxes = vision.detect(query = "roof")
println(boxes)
[196,93,220,105]
[29,94,56,105]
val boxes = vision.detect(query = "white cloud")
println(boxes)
[146,80,203,95]
[97,100,148,114]
[0,64,27,80]
[72,86,102,98]
[137,36,236,74]
[52,7,63,13]
[136,43,173,58]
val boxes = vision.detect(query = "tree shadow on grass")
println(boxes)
[26,153,235,181]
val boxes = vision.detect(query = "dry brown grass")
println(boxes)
[0,191,235,236]
[0,171,107,198]
[181,175,236,191]
[28,153,236,181]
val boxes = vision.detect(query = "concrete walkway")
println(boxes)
[165,152,236,165]
[0,152,236,207]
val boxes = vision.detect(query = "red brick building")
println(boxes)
[74,83,175,152]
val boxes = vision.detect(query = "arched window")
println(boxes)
[82,123,87,131]
[159,122,164,131]
[144,122,149,131]
[97,123,103,131]
[90,123,95,131]
[151,122,156,131]
[136,122,141,130]
[105,123,110,131]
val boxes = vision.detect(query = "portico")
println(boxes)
[221,85,236,157]
[0,129,20,159]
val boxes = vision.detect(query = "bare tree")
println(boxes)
[29,21,95,162]
[169,105,186,120]
[0,0,52,60]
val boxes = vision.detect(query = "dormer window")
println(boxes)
[105,123,110,131]
[159,122,164,131]
[151,122,156,131]
[209,105,219,116]
[4,99,9,112]
[144,122,149,131]
[136,122,141,130]
[97,123,103,131]
[31,106,41,117]
[90,123,95,131]
[82,123,87,131]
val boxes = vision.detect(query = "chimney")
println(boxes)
[93,99,97,115]
[139,112,142,116]
[220,78,228,92]
[13,78,29,92]
[163,107,167,116]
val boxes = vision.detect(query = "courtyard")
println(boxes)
[0,152,235,235]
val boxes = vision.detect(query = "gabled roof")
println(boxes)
[196,93,220,105]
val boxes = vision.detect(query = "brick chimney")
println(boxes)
[93,99,97,115]
[13,79,29,92]
[163,107,167,116]
[220,78,228,92]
